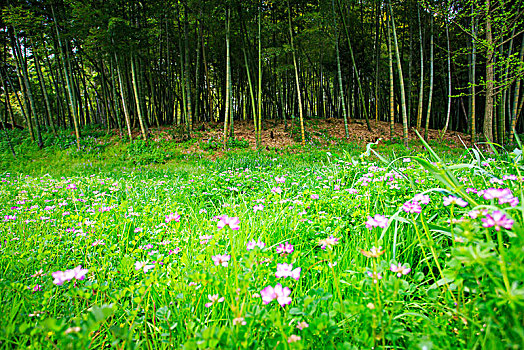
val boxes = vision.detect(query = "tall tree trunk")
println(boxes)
[387,7,395,140]
[470,5,477,143]
[332,0,349,138]
[184,3,193,137]
[114,53,133,141]
[14,32,43,148]
[484,0,494,143]
[223,7,231,149]
[374,2,381,124]
[52,5,80,149]
[337,0,372,131]
[389,2,408,147]
[510,39,524,143]
[288,0,306,146]
[416,5,424,130]
[32,39,57,136]
[257,4,263,146]
[441,21,452,137]
[110,58,124,138]
[131,55,148,140]
[425,15,434,141]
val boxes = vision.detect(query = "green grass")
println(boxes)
[0,128,523,349]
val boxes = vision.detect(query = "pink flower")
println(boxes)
[169,247,181,255]
[366,271,382,283]
[217,215,240,230]
[260,283,292,306]
[204,294,224,308]
[288,335,301,343]
[211,254,231,267]
[413,193,430,205]
[233,317,247,325]
[318,235,339,250]
[402,201,422,214]
[135,261,155,273]
[134,227,143,233]
[481,211,514,231]
[275,177,286,183]
[271,187,282,194]
[275,263,301,280]
[360,246,385,258]
[51,265,88,285]
[92,239,105,247]
[246,240,265,250]
[390,263,411,277]
[296,321,309,330]
[71,265,89,280]
[165,212,181,223]
[253,204,264,212]
[32,284,42,293]
[276,242,294,255]
[365,214,388,229]
[443,196,468,207]
[310,194,319,199]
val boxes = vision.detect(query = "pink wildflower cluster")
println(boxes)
[165,212,181,223]
[260,283,292,306]
[481,211,514,231]
[390,263,411,277]
[135,261,155,273]
[205,294,224,308]
[247,239,266,250]
[402,201,422,214]
[480,188,519,207]
[443,196,468,207]
[217,215,240,230]
[365,214,388,229]
[276,242,294,255]
[318,235,340,250]
[212,254,231,267]
[275,263,301,280]
[52,265,88,285]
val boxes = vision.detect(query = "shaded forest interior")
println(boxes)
[1,0,523,151]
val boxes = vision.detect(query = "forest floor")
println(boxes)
[145,118,471,158]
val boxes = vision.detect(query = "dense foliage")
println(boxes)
[1,139,523,349]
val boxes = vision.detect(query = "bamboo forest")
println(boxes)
[0,0,523,349]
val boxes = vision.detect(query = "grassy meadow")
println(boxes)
[0,128,523,349]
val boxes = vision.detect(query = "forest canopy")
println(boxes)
[1,0,523,148]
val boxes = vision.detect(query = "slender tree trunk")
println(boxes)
[387,8,395,140]
[510,38,524,143]
[416,5,424,130]
[470,5,477,143]
[223,7,231,149]
[288,0,306,146]
[184,4,193,137]
[114,53,133,141]
[257,4,263,146]
[52,5,80,149]
[131,55,148,140]
[32,40,57,136]
[110,58,124,138]
[332,0,349,138]
[484,0,494,143]
[374,2,381,124]
[425,15,434,141]
[337,0,372,131]
[389,2,408,147]
[441,21,452,137]
[0,70,15,126]
[14,32,43,148]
